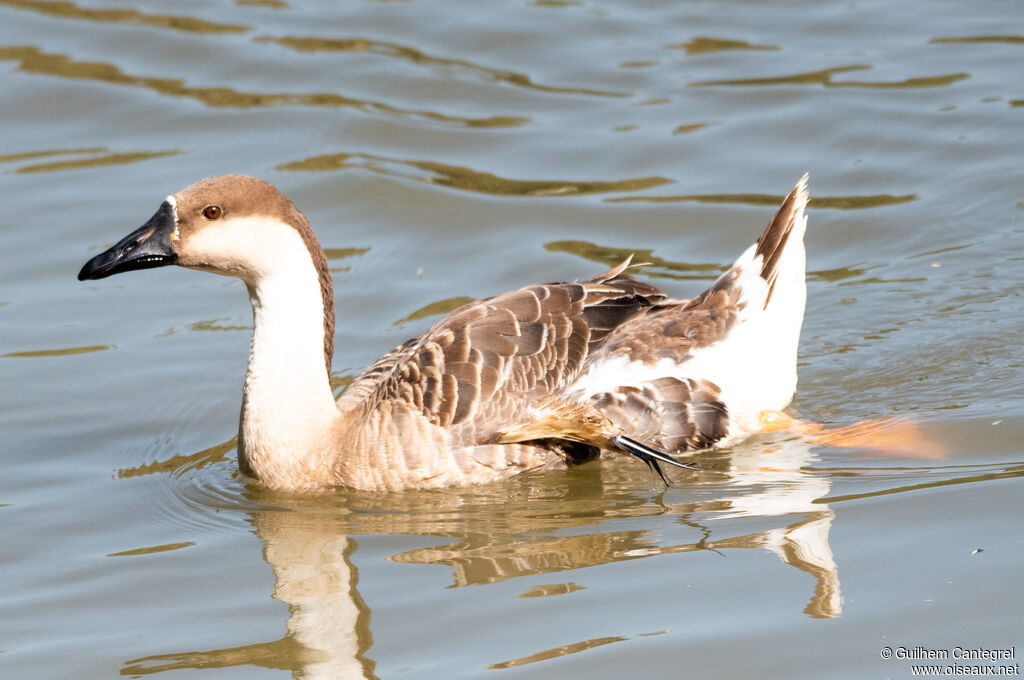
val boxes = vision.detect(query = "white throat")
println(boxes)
[183,215,339,481]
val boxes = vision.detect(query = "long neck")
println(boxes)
[238,248,339,487]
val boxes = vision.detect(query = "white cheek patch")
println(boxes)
[179,215,316,286]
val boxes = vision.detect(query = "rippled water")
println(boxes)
[2,0,1022,678]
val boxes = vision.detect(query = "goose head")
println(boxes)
[78,175,328,285]
[78,174,336,371]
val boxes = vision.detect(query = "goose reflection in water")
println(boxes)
[118,432,847,678]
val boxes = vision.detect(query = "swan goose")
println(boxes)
[78,174,809,491]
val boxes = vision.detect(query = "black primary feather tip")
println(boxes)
[611,435,705,484]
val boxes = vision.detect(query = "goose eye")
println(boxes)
[202,205,223,220]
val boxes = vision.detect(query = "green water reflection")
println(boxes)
[664,37,778,55]
[0,46,527,126]
[545,240,724,282]
[394,296,476,327]
[930,35,1024,45]
[0,146,179,174]
[236,0,288,7]
[108,541,195,557]
[609,191,916,209]
[15,150,179,174]
[0,0,247,34]
[690,64,969,88]
[0,147,105,163]
[489,635,627,669]
[260,35,629,98]
[279,152,671,197]
[3,344,113,358]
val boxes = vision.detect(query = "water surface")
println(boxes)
[2,0,1022,678]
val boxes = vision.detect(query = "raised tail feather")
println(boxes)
[680,174,808,320]
[756,172,809,308]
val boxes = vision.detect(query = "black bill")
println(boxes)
[78,201,178,281]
